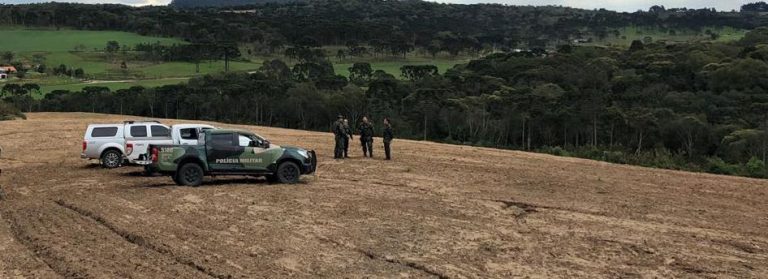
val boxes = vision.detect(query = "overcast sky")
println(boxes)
[0,0,756,12]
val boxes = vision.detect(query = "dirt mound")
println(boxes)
[0,112,767,278]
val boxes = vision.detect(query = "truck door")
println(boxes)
[125,124,149,161]
[206,133,246,171]
[236,134,274,172]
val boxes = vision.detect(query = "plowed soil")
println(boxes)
[1,113,767,278]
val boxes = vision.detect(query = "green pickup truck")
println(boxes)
[140,129,317,186]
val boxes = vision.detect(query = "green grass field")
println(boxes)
[0,27,267,93]
[0,28,184,52]
[594,25,746,46]
[0,28,239,79]
[137,60,263,78]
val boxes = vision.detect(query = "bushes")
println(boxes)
[0,102,25,120]
[536,145,768,179]
[538,146,571,157]
[746,157,766,178]
[706,157,740,175]
[631,148,689,170]
[701,156,766,177]
[602,151,628,164]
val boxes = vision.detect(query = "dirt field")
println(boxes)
[0,113,767,278]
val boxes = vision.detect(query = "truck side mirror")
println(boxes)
[263,140,270,149]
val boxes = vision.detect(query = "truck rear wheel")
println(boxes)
[276,161,300,184]
[100,149,122,169]
[177,163,203,187]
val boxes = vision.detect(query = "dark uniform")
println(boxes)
[342,121,353,158]
[359,122,374,157]
[332,118,346,159]
[383,122,393,160]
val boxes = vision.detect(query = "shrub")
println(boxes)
[0,102,25,120]
[551,146,569,156]
[746,156,766,178]
[706,157,738,175]
[602,151,628,164]
[538,146,570,157]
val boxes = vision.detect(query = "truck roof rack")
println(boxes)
[124,120,161,124]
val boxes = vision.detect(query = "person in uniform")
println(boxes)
[358,116,374,157]
[342,118,353,158]
[332,114,346,159]
[383,117,393,160]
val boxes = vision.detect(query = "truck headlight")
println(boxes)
[297,149,309,159]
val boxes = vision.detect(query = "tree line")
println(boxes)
[169,0,298,8]
[2,1,768,56]
[6,28,768,178]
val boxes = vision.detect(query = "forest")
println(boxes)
[169,0,300,8]
[3,1,768,178]
[1,1,768,54]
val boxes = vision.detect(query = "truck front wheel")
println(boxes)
[277,161,300,184]
[176,163,204,187]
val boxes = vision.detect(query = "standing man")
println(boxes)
[343,118,353,158]
[383,117,394,160]
[332,114,346,159]
[358,116,374,157]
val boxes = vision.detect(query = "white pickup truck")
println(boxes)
[124,123,214,164]
[81,121,214,168]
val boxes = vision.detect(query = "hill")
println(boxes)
[0,27,465,95]
[0,112,766,277]
[0,28,266,94]
[170,0,301,7]
[1,2,759,51]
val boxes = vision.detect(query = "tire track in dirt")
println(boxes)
[498,197,768,243]
[316,235,450,279]
[4,198,214,278]
[0,212,60,278]
[4,206,89,278]
[54,199,231,279]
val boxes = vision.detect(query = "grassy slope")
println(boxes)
[137,60,264,78]
[0,28,184,52]
[594,25,746,46]
[0,28,266,92]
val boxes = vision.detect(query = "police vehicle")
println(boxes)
[139,129,316,186]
